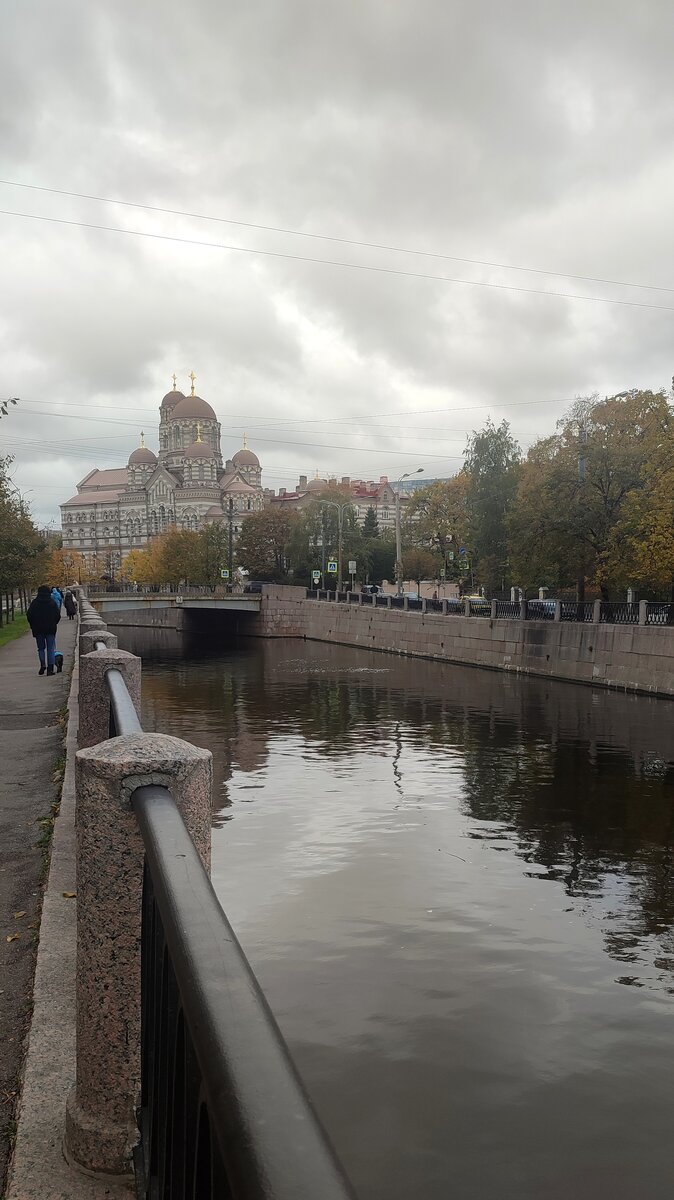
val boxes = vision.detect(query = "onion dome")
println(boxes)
[161,389,185,411]
[306,475,327,492]
[185,438,215,459]
[232,432,260,468]
[171,394,217,421]
[128,432,157,466]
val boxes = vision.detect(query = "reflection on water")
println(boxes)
[124,629,674,1200]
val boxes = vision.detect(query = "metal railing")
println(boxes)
[132,787,355,1200]
[600,601,640,625]
[495,600,520,618]
[302,592,674,628]
[94,632,356,1199]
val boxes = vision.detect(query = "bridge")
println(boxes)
[91,590,262,614]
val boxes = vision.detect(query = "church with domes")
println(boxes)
[60,376,264,567]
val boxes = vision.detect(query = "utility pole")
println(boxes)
[228,498,234,590]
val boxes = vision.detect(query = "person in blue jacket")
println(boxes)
[51,586,63,611]
[27,586,61,676]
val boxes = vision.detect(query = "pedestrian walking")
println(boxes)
[27,586,61,676]
[51,586,63,611]
[63,590,77,620]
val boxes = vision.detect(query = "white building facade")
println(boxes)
[61,380,264,569]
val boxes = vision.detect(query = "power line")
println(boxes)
[2,177,672,296]
[3,207,674,313]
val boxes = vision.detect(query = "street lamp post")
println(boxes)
[228,498,234,591]
[395,468,424,595]
[319,501,349,592]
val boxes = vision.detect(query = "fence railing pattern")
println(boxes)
[89,611,356,1200]
[304,592,674,627]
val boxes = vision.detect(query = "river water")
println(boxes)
[122,630,674,1199]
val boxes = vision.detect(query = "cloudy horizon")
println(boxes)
[2,0,674,527]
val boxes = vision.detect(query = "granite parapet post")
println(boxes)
[64,732,212,1179]
[78,649,141,749]
[79,629,118,657]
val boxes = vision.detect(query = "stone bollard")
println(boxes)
[78,649,141,749]
[554,600,562,622]
[464,597,471,617]
[64,732,212,1178]
[79,629,118,657]
[520,598,528,622]
[639,599,648,626]
[490,599,497,620]
[442,599,449,615]
[403,597,409,611]
[593,599,602,624]
[358,592,364,605]
[386,595,392,609]
[421,598,427,613]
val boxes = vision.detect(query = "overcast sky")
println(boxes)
[2,0,674,526]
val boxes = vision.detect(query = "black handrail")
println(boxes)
[132,785,356,1200]
[106,667,142,736]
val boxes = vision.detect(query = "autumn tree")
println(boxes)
[509,390,670,598]
[46,546,88,586]
[404,474,470,581]
[0,456,47,621]
[402,548,440,594]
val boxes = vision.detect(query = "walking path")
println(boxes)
[0,617,76,1196]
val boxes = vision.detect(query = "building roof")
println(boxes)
[222,477,258,494]
[75,467,127,491]
[170,394,217,421]
[62,489,123,506]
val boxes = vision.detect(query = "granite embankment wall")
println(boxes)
[256,586,674,698]
[97,606,188,630]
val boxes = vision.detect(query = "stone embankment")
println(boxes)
[255,586,674,699]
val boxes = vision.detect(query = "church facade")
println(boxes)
[60,379,264,569]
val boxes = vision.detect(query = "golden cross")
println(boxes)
[171,373,177,390]
[140,430,145,448]
[196,422,202,442]
[189,371,196,396]
[243,430,247,448]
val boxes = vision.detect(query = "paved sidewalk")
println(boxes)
[0,617,76,1197]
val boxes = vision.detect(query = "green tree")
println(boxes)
[199,523,231,588]
[236,509,298,579]
[362,506,379,538]
[464,419,521,595]
[0,456,47,622]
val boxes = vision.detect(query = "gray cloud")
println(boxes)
[2,0,674,525]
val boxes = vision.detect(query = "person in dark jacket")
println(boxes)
[63,590,77,619]
[27,586,61,676]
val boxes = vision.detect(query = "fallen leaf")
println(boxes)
[6,934,20,942]
[62,892,76,899]
[12,911,26,919]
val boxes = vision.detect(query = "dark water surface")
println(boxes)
[123,630,674,1199]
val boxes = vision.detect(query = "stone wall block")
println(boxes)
[79,628,118,657]
[64,732,212,1177]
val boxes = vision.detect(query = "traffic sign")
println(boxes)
[220,569,230,579]
[348,560,357,574]
[312,570,321,584]
[448,551,455,561]
[459,546,466,556]
[327,561,337,573]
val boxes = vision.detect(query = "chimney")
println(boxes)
[299,475,307,489]
[341,476,350,486]
[279,487,286,497]
[328,477,337,487]
[367,481,374,490]
[380,475,388,484]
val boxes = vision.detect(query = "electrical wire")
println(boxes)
[2,177,672,296]
[2,207,674,312]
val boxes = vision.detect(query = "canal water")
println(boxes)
[121,630,674,1199]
